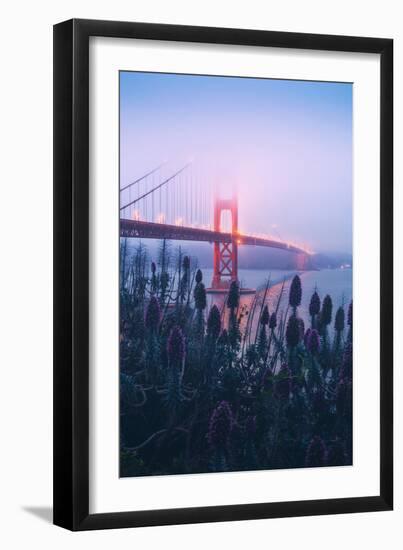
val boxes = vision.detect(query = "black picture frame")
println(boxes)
[53,18,393,531]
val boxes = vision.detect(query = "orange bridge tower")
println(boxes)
[211,195,238,290]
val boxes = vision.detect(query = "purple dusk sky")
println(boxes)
[120,71,352,254]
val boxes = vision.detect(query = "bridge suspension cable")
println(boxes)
[120,163,165,193]
[120,161,212,229]
[120,163,191,211]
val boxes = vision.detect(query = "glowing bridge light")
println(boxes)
[132,210,140,221]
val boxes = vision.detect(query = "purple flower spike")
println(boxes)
[286,315,300,348]
[194,281,207,310]
[321,295,333,326]
[167,326,186,365]
[227,280,240,310]
[260,305,269,326]
[335,306,345,332]
[145,296,161,331]
[195,269,203,284]
[289,275,302,308]
[207,401,234,448]
[269,311,277,330]
[207,305,221,340]
[182,255,190,270]
[309,291,321,316]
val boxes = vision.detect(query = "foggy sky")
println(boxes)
[120,71,352,254]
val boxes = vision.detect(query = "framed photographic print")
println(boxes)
[53,19,393,530]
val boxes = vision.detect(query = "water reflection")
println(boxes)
[205,268,352,339]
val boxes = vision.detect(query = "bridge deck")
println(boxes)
[120,218,307,256]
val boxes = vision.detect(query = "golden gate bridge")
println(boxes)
[120,163,313,291]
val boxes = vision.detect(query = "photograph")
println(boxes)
[0,0,396,541]
[119,71,353,478]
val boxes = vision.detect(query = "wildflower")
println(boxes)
[289,275,302,308]
[286,315,300,348]
[207,401,234,448]
[260,305,269,326]
[195,268,203,284]
[228,314,241,350]
[335,306,345,332]
[307,329,320,354]
[160,271,169,289]
[145,296,160,331]
[305,436,327,467]
[167,326,186,365]
[227,280,240,310]
[321,295,333,326]
[182,255,190,270]
[269,311,277,330]
[207,305,221,340]
[151,261,156,274]
[309,291,321,316]
[194,282,207,310]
